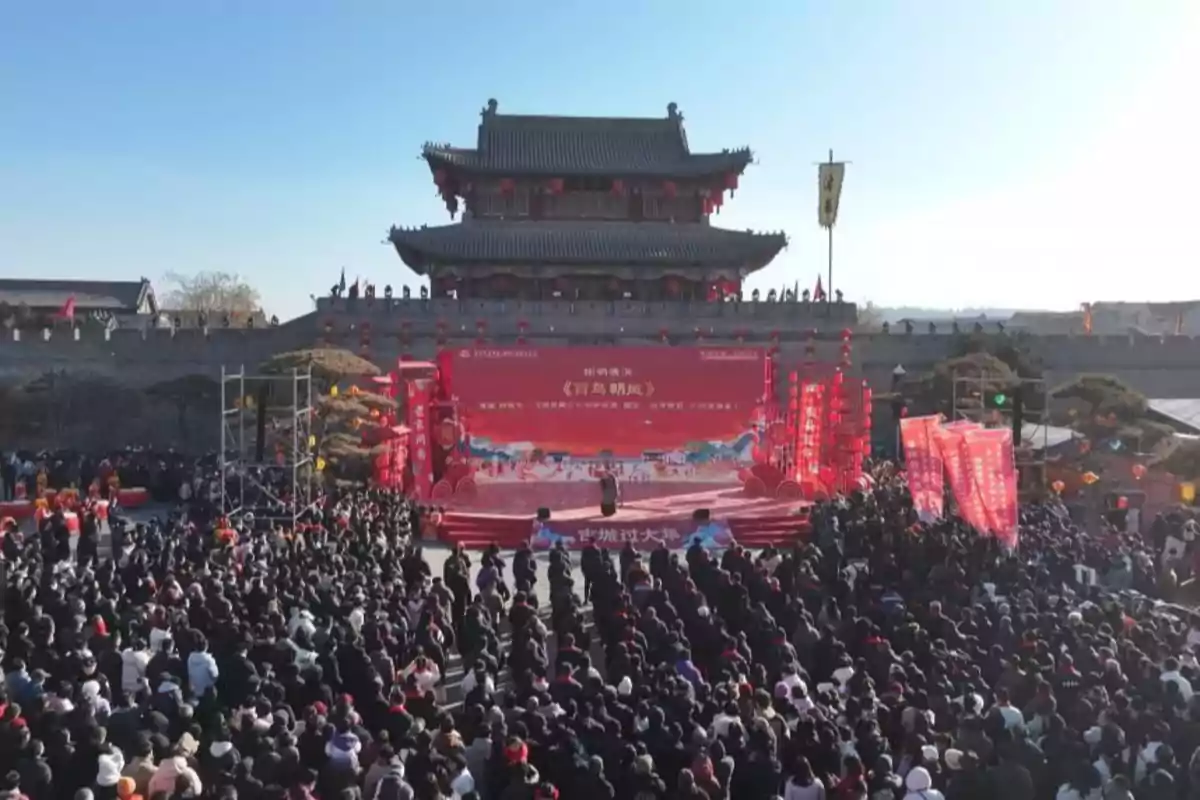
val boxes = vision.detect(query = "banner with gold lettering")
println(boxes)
[439,347,764,483]
[795,382,825,482]
[406,378,434,500]
[961,427,1019,549]
[900,415,944,522]
[932,421,984,532]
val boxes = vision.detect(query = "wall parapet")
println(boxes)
[315,297,860,327]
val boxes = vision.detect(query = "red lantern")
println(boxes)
[433,169,447,186]
[517,319,529,333]
[547,177,564,195]
[1132,463,1147,480]
[662,181,677,199]
[611,179,625,196]
[724,173,739,191]
[499,178,515,195]
[1116,495,1129,510]
[702,197,713,215]
[899,406,909,418]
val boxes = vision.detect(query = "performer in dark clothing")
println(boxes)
[599,471,620,517]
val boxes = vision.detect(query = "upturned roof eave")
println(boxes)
[420,148,753,180]
[386,224,785,273]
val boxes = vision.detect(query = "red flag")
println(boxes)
[57,296,76,321]
[813,276,827,302]
[900,415,945,522]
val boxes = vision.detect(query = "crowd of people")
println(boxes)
[3,466,1200,800]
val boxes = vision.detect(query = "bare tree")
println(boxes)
[855,301,886,332]
[161,271,262,313]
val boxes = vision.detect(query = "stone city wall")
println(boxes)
[1,300,1199,399]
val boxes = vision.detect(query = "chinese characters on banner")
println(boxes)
[933,424,987,532]
[962,428,1019,549]
[795,383,825,480]
[441,347,765,457]
[529,518,736,551]
[406,379,434,500]
[900,415,945,522]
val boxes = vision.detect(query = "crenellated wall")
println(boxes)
[3,301,1200,402]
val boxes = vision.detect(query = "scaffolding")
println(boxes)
[219,365,316,525]
[951,371,1050,497]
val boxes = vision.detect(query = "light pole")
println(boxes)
[891,365,907,459]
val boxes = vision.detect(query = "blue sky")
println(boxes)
[2,1,1197,320]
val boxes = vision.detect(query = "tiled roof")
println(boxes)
[388,220,786,273]
[423,101,752,178]
[0,279,153,312]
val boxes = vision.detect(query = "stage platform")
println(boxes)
[436,485,812,550]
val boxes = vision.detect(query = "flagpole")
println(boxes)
[827,149,834,316]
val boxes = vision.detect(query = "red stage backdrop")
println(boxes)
[438,347,766,486]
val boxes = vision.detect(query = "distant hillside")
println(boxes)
[876,307,1026,323]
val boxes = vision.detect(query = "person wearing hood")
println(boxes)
[119,637,150,697]
[902,767,943,800]
[184,634,218,701]
[121,737,157,796]
[93,745,126,800]
[446,752,475,799]
[325,719,364,774]
[364,746,406,800]
[200,726,239,780]
[146,749,202,799]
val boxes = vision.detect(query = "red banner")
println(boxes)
[961,428,1019,549]
[900,415,945,522]
[406,379,434,499]
[439,347,758,460]
[796,382,825,481]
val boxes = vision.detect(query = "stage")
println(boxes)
[436,485,813,550]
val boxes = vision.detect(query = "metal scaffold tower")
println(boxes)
[951,370,1050,497]
[219,365,316,525]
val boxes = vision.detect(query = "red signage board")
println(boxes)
[439,347,766,458]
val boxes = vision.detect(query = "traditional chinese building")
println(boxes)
[388,100,786,302]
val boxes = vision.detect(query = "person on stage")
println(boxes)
[599,469,620,517]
